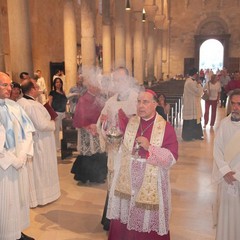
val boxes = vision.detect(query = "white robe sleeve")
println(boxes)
[213,124,232,176]
[188,80,203,97]
[21,101,55,132]
[0,125,25,170]
[213,122,232,180]
[147,146,176,169]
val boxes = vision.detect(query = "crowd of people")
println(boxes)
[182,67,240,140]
[1,65,240,240]
[0,69,65,240]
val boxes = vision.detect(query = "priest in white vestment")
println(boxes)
[97,67,139,230]
[0,72,35,240]
[18,79,61,208]
[182,68,203,141]
[213,89,240,240]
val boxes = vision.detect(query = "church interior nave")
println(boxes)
[23,100,225,240]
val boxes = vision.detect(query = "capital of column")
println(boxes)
[154,14,165,29]
[144,5,158,22]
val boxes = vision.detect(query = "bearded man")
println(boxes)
[213,89,240,240]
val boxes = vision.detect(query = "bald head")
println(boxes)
[0,72,10,81]
[0,72,12,99]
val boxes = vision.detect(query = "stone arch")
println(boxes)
[194,16,230,70]
[196,16,229,35]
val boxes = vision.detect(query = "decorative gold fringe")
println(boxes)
[135,164,159,208]
[114,189,131,200]
[113,115,166,208]
[114,144,132,199]
[135,201,159,211]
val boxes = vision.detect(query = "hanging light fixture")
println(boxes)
[125,0,131,10]
[142,8,146,22]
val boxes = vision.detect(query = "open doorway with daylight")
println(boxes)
[199,39,224,74]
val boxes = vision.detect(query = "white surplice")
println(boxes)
[37,76,48,104]
[97,90,138,153]
[213,115,240,240]
[0,99,35,240]
[0,125,22,240]
[97,90,138,187]
[18,97,61,207]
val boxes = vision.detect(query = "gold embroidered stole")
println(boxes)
[114,116,140,199]
[114,115,166,210]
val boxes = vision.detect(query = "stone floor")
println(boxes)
[24,102,225,240]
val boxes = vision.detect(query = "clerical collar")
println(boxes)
[23,94,35,100]
[141,114,156,122]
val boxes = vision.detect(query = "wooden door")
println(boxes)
[49,61,65,89]
[184,58,195,76]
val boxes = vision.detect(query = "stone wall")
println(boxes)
[169,0,240,76]
[1,0,240,86]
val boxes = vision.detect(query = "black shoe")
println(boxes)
[102,218,110,231]
[17,232,35,240]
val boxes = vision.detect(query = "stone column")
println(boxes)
[102,0,111,75]
[131,0,144,84]
[64,0,77,93]
[133,11,144,84]
[162,29,168,79]
[0,16,5,72]
[7,0,33,81]
[154,14,165,81]
[145,5,158,84]
[167,19,171,78]
[146,21,155,83]
[125,9,132,76]
[114,0,126,68]
[81,0,96,71]
[155,29,163,81]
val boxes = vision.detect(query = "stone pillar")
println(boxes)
[125,10,132,76]
[154,14,165,81]
[64,0,77,93]
[162,29,168,79]
[81,0,96,70]
[102,0,111,75]
[130,0,144,84]
[133,11,144,84]
[146,21,155,83]
[0,16,5,72]
[167,19,171,78]
[155,29,163,81]
[114,0,126,68]
[145,5,158,84]
[7,0,33,81]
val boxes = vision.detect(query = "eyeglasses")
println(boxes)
[0,83,14,89]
